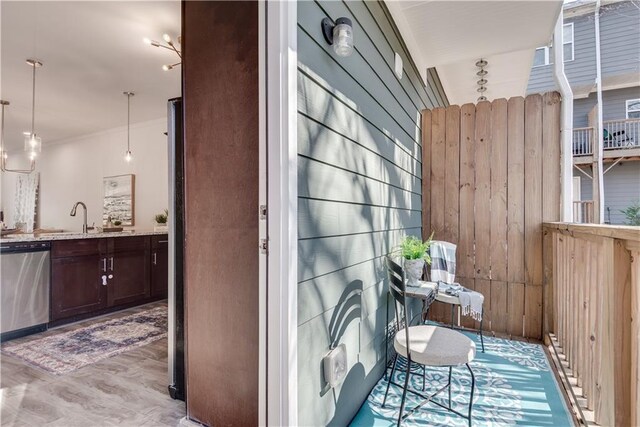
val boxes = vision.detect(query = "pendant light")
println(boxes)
[0,100,35,173]
[143,34,181,71]
[24,59,43,158]
[123,91,134,162]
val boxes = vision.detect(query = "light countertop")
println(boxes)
[1,229,168,244]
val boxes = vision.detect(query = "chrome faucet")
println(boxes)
[70,201,88,233]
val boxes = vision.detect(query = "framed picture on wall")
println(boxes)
[103,174,135,226]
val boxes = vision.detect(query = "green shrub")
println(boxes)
[620,202,640,226]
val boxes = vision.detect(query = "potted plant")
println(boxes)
[154,209,169,231]
[395,235,433,286]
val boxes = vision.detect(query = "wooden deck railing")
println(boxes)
[543,223,640,426]
[573,200,594,223]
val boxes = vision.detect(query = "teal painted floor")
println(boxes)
[351,332,573,426]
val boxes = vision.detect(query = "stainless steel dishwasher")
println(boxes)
[1,241,50,341]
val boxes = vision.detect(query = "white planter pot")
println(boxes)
[404,258,425,287]
[154,224,168,232]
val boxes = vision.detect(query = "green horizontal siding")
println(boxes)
[297,1,448,425]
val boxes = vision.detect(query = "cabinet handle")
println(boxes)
[158,240,168,244]
[153,252,157,265]
[110,257,114,271]
[102,258,107,272]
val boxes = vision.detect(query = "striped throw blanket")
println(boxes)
[430,241,456,284]
[430,240,484,321]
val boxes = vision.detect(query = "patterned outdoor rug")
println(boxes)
[351,333,573,426]
[1,306,167,375]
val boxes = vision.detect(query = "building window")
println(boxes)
[533,23,574,67]
[627,99,640,119]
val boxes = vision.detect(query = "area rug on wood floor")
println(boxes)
[351,333,573,426]
[1,306,167,375]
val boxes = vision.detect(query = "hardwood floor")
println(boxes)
[0,302,185,426]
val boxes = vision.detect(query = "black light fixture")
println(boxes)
[321,17,354,57]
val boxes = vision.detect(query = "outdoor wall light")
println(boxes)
[321,17,354,57]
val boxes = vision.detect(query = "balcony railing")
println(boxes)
[543,223,640,427]
[573,127,593,156]
[572,200,594,223]
[603,118,640,150]
[573,119,640,156]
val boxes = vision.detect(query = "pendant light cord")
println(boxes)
[127,94,130,152]
[31,62,36,136]
[1,103,5,153]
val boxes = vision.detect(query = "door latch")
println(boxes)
[259,204,267,220]
[259,238,268,254]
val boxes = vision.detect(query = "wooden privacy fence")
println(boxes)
[544,223,640,427]
[422,92,561,339]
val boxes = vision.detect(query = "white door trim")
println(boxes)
[258,1,267,425]
[266,1,298,426]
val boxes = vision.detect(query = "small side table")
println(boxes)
[429,282,485,353]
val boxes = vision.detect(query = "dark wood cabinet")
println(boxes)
[107,236,151,307]
[51,239,108,321]
[151,235,169,298]
[50,234,166,324]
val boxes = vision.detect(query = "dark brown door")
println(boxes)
[51,240,107,321]
[151,235,168,298]
[107,236,151,307]
[183,1,260,425]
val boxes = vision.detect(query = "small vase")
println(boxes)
[404,258,425,287]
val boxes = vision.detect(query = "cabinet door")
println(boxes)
[51,254,107,321]
[151,236,169,298]
[108,238,150,307]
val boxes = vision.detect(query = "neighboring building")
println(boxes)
[527,0,640,224]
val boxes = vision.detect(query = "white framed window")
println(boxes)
[626,99,640,119]
[533,23,574,67]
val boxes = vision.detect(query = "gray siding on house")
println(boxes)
[576,161,640,224]
[297,1,447,425]
[574,86,640,126]
[527,1,640,95]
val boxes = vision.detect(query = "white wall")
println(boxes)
[1,118,168,231]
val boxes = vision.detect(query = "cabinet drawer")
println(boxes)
[52,238,105,258]
[111,236,149,253]
[151,234,169,249]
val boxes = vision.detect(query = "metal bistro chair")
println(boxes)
[383,257,477,426]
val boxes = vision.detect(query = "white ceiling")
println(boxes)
[1,1,181,150]
[386,0,564,105]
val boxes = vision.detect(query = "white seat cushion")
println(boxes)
[394,325,476,367]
